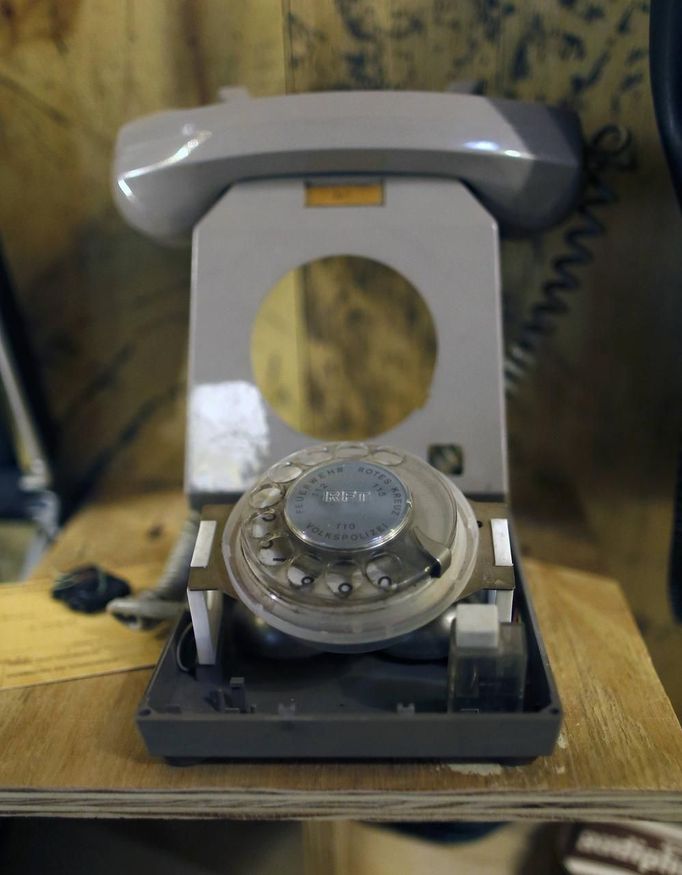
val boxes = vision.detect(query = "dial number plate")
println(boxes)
[283,460,411,551]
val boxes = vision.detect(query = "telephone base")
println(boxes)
[136,548,560,763]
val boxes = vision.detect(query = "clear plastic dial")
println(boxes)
[222,442,479,650]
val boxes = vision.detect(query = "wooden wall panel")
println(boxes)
[0,0,286,494]
[278,2,682,649]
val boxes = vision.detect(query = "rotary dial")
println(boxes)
[222,442,479,650]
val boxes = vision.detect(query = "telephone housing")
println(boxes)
[113,89,581,762]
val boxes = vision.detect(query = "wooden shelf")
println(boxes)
[1,489,681,820]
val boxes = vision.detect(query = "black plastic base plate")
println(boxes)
[137,555,562,763]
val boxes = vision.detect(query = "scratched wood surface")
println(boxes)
[1,1,681,709]
[0,487,681,820]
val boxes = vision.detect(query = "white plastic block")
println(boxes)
[455,603,500,650]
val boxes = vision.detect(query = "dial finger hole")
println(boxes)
[366,553,402,592]
[369,448,403,466]
[258,536,292,566]
[248,511,278,539]
[297,447,333,466]
[325,561,362,599]
[250,484,283,509]
[268,462,303,484]
[287,555,323,590]
[335,442,368,459]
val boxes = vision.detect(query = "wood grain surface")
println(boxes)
[253,255,437,439]
[0,490,681,820]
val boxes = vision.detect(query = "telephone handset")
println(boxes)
[114,88,583,244]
